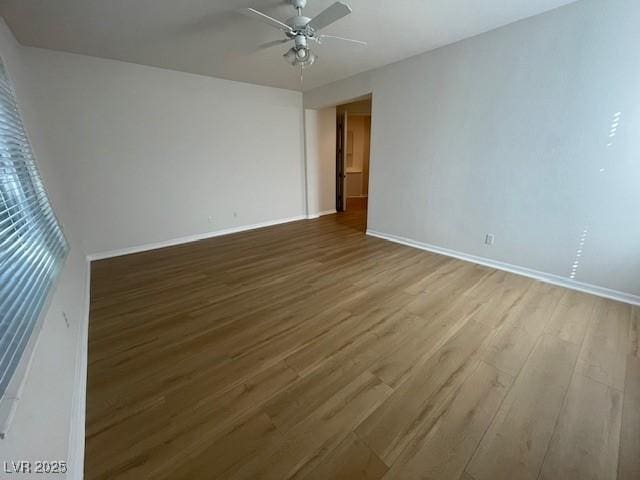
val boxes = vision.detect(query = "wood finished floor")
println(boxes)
[86,208,639,480]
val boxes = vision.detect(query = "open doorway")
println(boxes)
[336,96,372,226]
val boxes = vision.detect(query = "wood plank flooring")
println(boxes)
[85,208,638,480]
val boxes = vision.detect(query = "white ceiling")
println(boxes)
[0,0,579,92]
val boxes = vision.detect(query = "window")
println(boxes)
[0,57,68,427]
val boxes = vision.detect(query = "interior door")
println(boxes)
[336,112,348,212]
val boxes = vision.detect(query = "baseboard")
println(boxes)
[307,209,337,219]
[367,229,640,306]
[87,215,308,261]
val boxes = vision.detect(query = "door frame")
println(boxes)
[336,111,348,212]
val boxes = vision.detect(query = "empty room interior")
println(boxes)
[0,0,639,479]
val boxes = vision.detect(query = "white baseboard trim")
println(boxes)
[307,209,337,219]
[67,261,90,480]
[87,215,308,261]
[367,229,640,306]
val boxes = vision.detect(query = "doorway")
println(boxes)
[336,97,372,221]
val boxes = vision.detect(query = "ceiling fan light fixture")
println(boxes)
[302,50,317,67]
[284,47,316,67]
[283,47,298,64]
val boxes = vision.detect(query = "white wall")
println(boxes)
[304,71,373,110]
[305,0,640,300]
[19,47,306,256]
[304,107,336,216]
[0,20,88,479]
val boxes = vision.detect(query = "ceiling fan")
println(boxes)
[241,0,367,68]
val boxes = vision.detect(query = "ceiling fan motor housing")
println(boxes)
[287,0,313,38]
[286,15,312,34]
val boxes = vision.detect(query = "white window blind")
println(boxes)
[0,57,68,414]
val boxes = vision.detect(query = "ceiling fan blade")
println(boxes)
[257,39,292,51]
[307,2,352,32]
[240,8,293,32]
[319,34,367,46]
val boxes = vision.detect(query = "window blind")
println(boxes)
[0,57,68,404]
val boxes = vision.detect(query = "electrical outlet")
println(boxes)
[208,216,214,223]
[233,212,238,218]
[485,234,495,246]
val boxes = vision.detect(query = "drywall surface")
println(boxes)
[305,0,640,298]
[304,70,372,110]
[305,107,337,215]
[20,47,306,255]
[0,19,88,479]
